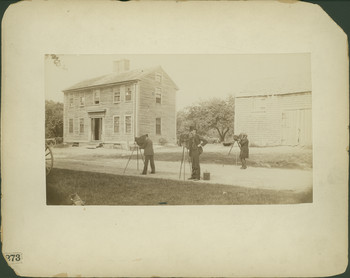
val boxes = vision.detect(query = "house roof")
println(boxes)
[63,66,178,91]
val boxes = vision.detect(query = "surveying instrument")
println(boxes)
[179,142,192,180]
[123,141,145,174]
[226,135,241,166]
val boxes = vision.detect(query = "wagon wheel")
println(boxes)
[46,144,54,176]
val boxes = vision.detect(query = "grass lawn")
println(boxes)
[47,168,312,206]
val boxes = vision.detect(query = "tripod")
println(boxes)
[123,143,144,174]
[227,140,241,165]
[179,144,192,180]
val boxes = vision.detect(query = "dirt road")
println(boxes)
[52,146,312,193]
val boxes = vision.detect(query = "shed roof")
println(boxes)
[235,90,311,98]
[235,74,311,98]
[63,66,178,91]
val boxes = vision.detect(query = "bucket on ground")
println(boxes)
[203,171,210,180]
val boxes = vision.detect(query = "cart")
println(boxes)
[45,143,54,176]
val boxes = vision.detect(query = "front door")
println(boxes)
[91,118,102,141]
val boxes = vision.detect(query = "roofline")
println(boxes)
[63,78,180,93]
[63,66,180,92]
[62,79,141,92]
[235,91,311,98]
[157,66,179,90]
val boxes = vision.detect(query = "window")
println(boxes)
[125,86,132,102]
[113,87,121,103]
[79,93,85,106]
[113,116,120,133]
[69,119,73,133]
[155,88,162,104]
[69,95,74,108]
[125,115,132,134]
[155,73,162,83]
[156,118,161,135]
[93,89,100,105]
[79,118,84,133]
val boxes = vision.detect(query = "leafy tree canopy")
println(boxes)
[177,95,235,142]
[45,100,63,138]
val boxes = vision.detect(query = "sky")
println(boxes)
[45,53,311,111]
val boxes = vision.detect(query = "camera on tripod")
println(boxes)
[233,134,241,142]
[178,133,192,179]
[178,133,190,146]
[223,134,241,147]
[124,135,147,174]
[135,134,147,147]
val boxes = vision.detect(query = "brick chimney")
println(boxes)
[113,59,130,74]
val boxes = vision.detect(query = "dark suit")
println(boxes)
[239,138,249,169]
[141,138,155,174]
[188,134,207,179]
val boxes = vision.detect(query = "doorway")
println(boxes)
[281,109,312,146]
[91,118,102,141]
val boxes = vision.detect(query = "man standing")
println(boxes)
[187,126,208,181]
[141,134,155,175]
[238,133,249,169]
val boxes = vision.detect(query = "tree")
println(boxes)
[176,109,193,136]
[45,54,67,70]
[177,95,235,142]
[45,100,64,138]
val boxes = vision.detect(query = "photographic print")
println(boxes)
[3,1,348,277]
[45,54,312,206]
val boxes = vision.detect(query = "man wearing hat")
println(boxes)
[238,133,249,169]
[140,134,155,175]
[187,126,208,181]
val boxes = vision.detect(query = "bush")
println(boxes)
[203,136,220,144]
[45,100,63,138]
[159,138,168,145]
[223,142,233,147]
[208,138,220,144]
[56,137,63,144]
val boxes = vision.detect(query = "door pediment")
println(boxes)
[88,109,106,118]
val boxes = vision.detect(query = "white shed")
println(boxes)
[234,90,312,146]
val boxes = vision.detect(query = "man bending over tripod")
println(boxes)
[140,134,155,175]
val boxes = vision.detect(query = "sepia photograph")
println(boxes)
[45,54,313,206]
[2,0,348,276]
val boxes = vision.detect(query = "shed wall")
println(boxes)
[235,92,312,146]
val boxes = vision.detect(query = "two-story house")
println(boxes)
[62,60,178,148]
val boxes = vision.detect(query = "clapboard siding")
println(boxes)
[100,83,135,143]
[138,69,177,144]
[63,67,177,146]
[63,83,136,143]
[235,92,312,146]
